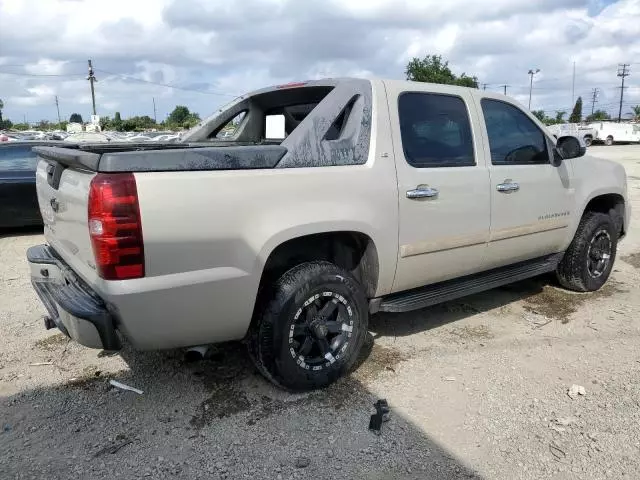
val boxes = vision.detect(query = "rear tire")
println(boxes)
[584,136,592,147]
[605,136,614,146]
[556,211,617,292]
[248,261,368,391]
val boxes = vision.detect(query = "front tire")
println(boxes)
[248,261,368,391]
[584,136,592,147]
[556,211,618,292]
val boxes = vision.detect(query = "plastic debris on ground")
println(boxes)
[369,399,391,435]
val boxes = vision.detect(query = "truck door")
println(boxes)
[475,96,575,268]
[385,82,491,293]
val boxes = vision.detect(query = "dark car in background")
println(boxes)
[0,142,62,228]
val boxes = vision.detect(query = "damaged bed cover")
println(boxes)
[32,143,288,173]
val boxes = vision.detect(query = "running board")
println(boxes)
[375,253,564,314]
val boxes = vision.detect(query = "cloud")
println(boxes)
[0,0,638,123]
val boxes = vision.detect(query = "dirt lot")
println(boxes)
[1,145,640,480]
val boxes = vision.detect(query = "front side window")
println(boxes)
[481,99,549,165]
[398,92,475,168]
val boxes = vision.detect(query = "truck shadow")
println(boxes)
[369,275,552,338]
[0,225,44,239]
[0,340,484,479]
[0,274,578,479]
[370,273,627,339]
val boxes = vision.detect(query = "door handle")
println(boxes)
[406,186,439,199]
[496,181,520,193]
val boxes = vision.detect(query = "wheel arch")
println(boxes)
[584,193,625,237]
[255,230,380,300]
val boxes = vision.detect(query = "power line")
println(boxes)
[95,69,237,97]
[0,71,82,77]
[0,67,238,97]
[0,61,86,68]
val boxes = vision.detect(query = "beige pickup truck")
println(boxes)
[27,78,629,391]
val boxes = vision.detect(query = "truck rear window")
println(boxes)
[208,86,334,143]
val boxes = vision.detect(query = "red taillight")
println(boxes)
[88,173,144,280]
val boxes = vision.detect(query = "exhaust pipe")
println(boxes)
[184,345,209,363]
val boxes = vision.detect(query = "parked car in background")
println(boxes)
[0,142,63,228]
[63,132,110,143]
[589,121,640,145]
[546,123,596,148]
[578,125,597,146]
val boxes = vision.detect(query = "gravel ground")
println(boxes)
[1,145,640,480]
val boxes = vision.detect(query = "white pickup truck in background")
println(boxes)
[27,78,629,391]
[546,123,597,148]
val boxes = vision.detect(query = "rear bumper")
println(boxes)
[27,244,121,350]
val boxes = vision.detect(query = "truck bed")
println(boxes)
[33,142,288,172]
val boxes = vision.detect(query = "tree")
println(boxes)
[569,97,583,123]
[99,116,111,130]
[0,98,4,123]
[167,106,191,125]
[183,112,201,128]
[0,118,13,130]
[113,111,123,131]
[37,120,52,130]
[121,115,157,132]
[632,105,640,121]
[531,110,546,121]
[555,111,566,123]
[585,110,611,122]
[405,54,478,88]
[69,113,83,123]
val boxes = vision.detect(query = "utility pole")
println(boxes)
[153,97,157,123]
[617,64,630,123]
[55,95,61,125]
[528,69,540,110]
[500,84,509,95]
[571,61,576,105]
[23,114,27,125]
[482,83,488,90]
[590,88,599,116]
[87,60,97,116]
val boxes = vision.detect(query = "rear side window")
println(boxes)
[481,99,549,165]
[215,111,246,139]
[398,92,475,168]
[0,146,38,171]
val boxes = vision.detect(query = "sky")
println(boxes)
[0,0,639,124]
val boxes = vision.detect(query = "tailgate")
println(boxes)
[34,147,100,285]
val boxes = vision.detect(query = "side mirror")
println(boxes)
[556,135,586,161]
[551,148,563,167]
